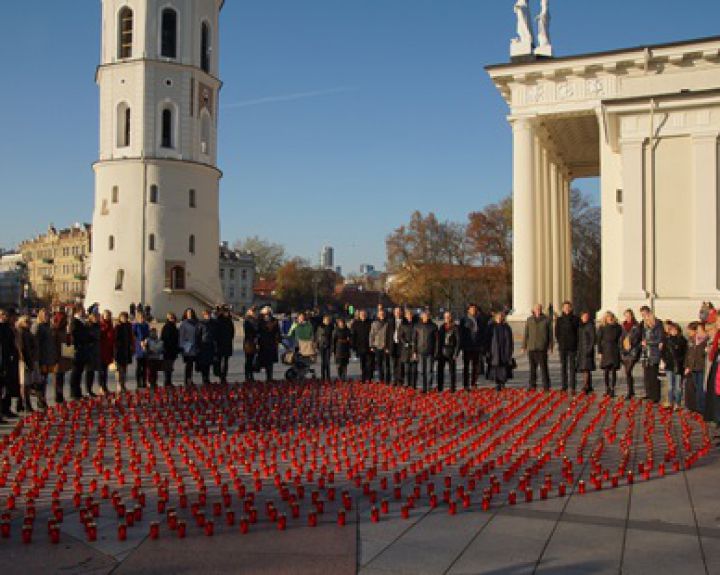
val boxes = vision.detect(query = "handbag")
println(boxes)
[61,343,75,360]
[243,340,257,355]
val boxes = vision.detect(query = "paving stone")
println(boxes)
[622,529,705,575]
[536,521,623,574]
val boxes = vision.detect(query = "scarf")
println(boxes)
[622,320,636,332]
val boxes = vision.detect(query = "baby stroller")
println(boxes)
[281,339,316,382]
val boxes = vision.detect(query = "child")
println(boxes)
[333,319,352,382]
[663,321,687,410]
[144,328,165,388]
[684,322,708,413]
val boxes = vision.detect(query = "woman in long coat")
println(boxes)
[84,312,102,397]
[196,310,217,385]
[16,315,37,412]
[178,308,199,387]
[641,312,665,403]
[257,307,281,382]
[161,313,179,387]
[333,318,352,382]
[33,308,55,409]
[620,309,642,399]
[98,310,115,395]
[576,311,596,394]
[52,310,72,403]
[243,309,259,383]
[704,317,720,430]
[114,312,134,393]
[487,311,514,391]
[597,311,623,397]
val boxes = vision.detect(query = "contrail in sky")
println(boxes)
[224,87,357,109]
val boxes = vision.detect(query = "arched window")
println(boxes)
[112,186,119,203]
[189,189,196,208]
[201,22,211,73]
[118,7,133,59]
[108,236,115,251]
[189,234,195,254]
[149,185,159,203]
[161,108,173,148]
[117,103,131,147]
[200,112,211,155]
[170,266,186,290]
[161,8,178,58]
[148,234,156,251]
[115,269,125,291]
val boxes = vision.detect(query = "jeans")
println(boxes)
[320,347,332,381]
[603,368,617,394]
[623,358,638,397]
[559,350,577,391]
[437,357,457,392]
[528,351,550,390]
[692,370,705,412]
[419,354,434,392]
[184,358,195,385]
[374,349,390,383]
[668,371,682,406]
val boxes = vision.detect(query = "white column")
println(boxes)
[543,150,553,307]
[563,177,572,302]
[550,163,561,309]
[512,117,536,318]
[534,136,545,307]
[692,133,720,297]
[619,139,647,300]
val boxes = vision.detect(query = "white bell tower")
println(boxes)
[85,0,225,317]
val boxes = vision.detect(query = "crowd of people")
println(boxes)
[0,299,718,436]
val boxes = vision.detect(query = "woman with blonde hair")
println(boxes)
[597,311,623,397]
[641,310,665,403]
[33,308,55,409]
[15,315,38,412]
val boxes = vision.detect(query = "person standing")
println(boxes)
[351,309,373,382]
[387,307,404,385]
[69,306,90,400]
[487,311,514,391]
[576,311,597,394]
[641,311,664,403]
[597,311,622,397]
[215,307,235,385]
[257,307,281,381]
[84,312,102,397]
[684,322,708,413]
[333,318,352,382]
[369,309,390,383]
[460,304,485,390]
[398,309,417,388]
[145,328,164,388]
[161,313,179,387]
[15,315,38,412]
[196,309,217,385]
[554,302,579,393]
[33,309,55,409]
[132,311,150,389]
[52,310,71,403]
[96,310,115,395]
[315,315,334,381]
[663,321,687,409]
[704,316,720,433]
[522,304,553,391]
[114,312,134,393]
[620,309,642,399]
[242,308,258,382]
[289,312,316,358]
[414,310,438,392]
[437,312,460,392]
[179,308,199,387]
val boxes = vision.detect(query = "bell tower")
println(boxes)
[85,0,225,316]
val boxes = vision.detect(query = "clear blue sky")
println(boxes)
[1,1,718,273]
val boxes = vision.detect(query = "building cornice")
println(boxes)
[93,157,223,178]
[95,59,223,90]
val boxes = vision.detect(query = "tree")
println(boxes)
[274,258,337,312]
[233,236,286,277]
[570,189,601,313]
[466,197,513,302]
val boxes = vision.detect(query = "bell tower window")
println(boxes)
[149,185,159,204]
[200,112,211,155]
[118,8,133,59]
[189,235,196,254]
[161,108,173,149]
[148,234,156,251]
[161,8,178,59]
[117,103,131,147]
[201,22,211,73]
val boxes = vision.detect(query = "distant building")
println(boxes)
[359,264,375,276]
[19,224,92,305]
[0,253,26,309]
[219,243,255,311]
[320,246,334,270]
[335,266,342,277]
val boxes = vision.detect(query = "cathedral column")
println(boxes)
[692,133,720,297]
[511,117,536,318]
[535,139,546,307]
[619,139,647,300]
[543,149,553,307]
[562,176,572,302]
[550,162,561,309]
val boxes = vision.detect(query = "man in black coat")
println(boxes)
[161,313,179,387]
[386,307,405,385]
[460,304,486,390]
[351,309,373,382]
[69,306,89,400]
[0,308,17,422]
[414,310,438,392]
[554,301,579,392]
[215,307,235,384]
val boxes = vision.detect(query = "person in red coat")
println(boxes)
[98,310,116,394]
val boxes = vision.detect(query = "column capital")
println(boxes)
[508,114,537,128]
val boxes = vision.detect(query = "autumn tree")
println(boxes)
[570,189,601,313]
[233,236,286,277]
[274,258,337,312]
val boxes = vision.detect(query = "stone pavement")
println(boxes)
[0,345,718,575]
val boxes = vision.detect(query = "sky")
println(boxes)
[1,0,719,274]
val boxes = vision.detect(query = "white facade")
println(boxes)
[219,243,255,311]
[85,0,225,317]
[488,35,720,321]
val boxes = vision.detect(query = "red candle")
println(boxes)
[578,480,586,494]
[508,491,517,505]
[401,505,410,519]
[277,514,287,531]
[125,511,135,527]
[239,517,249,534]
[448,501,457,515]
[308,512,318,527]
[1,521,11,539]
[370,506,380,523]
[150,521,159,540]
[337,510,346,527]
[22,525,32,544]
[177,520,187,539]
[204,520,214,537]
[87,523,97,542]
[226,510,235,526]
[118,523,127,541]
[50,526,60,544]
